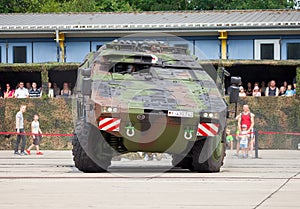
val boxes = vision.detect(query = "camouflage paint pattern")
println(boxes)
[76,40,227,153]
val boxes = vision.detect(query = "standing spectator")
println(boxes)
[60,82,72,97]
[252,86,261,97]
[68,82,73,91]
[260,81,266,96]
[29,82,41,98]
[253,82,260,89]
[14,105,27,155]
[15,82,29,98]
[53,83,60,97]
[239,86,246,97]
[25,82,31,90]
[265,80,279,96]
[239,124,249,158]
[236,104,255,157]
[0,85,3,98]
[293,76,297,95]
[279,86,286,96]
[226,128,234,151]
[3,83,15,98]
[46,82,54,98]
[25,114,43,155]
[245,82,252,96]
[283,81,288,91]
[285,84,296,97]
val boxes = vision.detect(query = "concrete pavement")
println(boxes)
[0,149,299,209]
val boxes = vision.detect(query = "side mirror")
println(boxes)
[229,86,239,103]
[81,68,91,77]
[231,76,241,85]
[82,77,91,96]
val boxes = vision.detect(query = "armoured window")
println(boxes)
[174,44,188,49]
[13,46,27,63]
[96,45,103,51]
[260,44,274,60]
[287,43,300,59]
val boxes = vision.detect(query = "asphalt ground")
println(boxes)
[0,149,299,209]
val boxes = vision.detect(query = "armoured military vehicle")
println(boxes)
[72,39,238,173]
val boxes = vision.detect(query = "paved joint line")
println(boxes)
[253,171,300,209]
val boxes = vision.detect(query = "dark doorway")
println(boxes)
[48,70,77,91]
[0,71,41,90]
[225,65,296,93]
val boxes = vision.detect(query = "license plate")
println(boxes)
[168,110,194,118]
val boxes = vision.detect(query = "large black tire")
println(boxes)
[172,154,193,170]
[191,133,226,172]
[72,119,114,172]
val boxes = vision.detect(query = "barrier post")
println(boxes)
[255,129,259,159]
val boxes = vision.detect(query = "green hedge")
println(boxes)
[1,97,300,150]
[227,96,300,149]
[0,98,74,150]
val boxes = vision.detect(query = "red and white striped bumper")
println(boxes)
[197,123,219,136]
[98,118,120,132]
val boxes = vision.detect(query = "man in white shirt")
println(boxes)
[15,82,29,98]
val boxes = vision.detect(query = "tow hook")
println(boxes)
[125,123,135,137]
[184,128,194,140]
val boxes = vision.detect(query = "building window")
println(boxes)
[287,43,300,59]
[260,44,274,59]
[13,46,27,63]
[254,40,280,60]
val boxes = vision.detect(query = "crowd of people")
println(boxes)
[235,78,297,97]
[0,81,73,98]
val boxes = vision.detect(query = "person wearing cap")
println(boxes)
[236,104,255,158]
[252,86,261,97]
[239,86,246,97]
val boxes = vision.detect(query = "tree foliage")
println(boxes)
[0,0,295,13]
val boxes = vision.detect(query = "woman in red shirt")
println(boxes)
[3,83,15,98]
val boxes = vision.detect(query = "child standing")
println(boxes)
[26,114,43,155]
[226,128,234,151]
[239,124,249,158]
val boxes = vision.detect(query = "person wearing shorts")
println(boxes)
[236,104,255,157]
[26,114,43,155]
[226,128,234,151]
[239,124,249,158]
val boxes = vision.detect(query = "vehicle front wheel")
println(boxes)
[72,120,114,172]
[192,133,226,172]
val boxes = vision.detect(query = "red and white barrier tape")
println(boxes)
[0,131,299,138]
[0,132,74,137]
[258,131,300,136]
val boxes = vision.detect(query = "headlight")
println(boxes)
[102,106,119,113]
[202,112,219,119]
